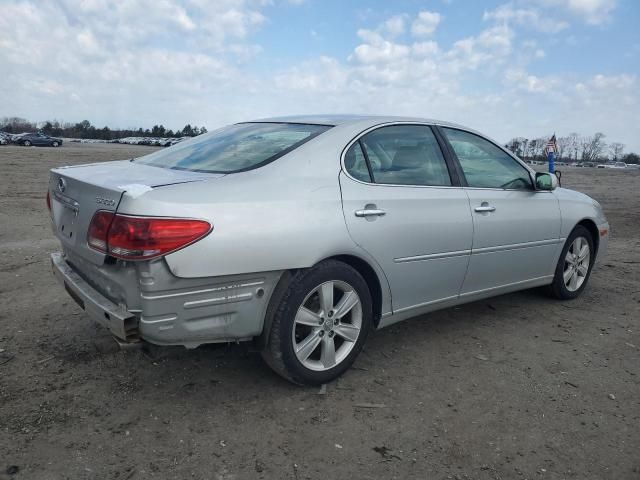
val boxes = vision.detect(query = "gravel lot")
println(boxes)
[0,143,638,480]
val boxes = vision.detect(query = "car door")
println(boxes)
[439,127,562,297]
[339,124,473,316]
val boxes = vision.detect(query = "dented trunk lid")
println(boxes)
[49,160,221,265]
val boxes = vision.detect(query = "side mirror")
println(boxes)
[535,172,558,191]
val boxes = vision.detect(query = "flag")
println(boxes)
[544,134,558,155]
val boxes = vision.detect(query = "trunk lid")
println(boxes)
[49,160,220,265]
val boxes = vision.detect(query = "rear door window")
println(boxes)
[355,125,452,186]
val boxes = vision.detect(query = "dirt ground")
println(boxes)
[0,142,638,480]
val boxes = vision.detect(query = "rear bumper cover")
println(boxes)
[51,252,283,347]
[51,252,138,341]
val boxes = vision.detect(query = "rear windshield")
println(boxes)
[136,122,331,173]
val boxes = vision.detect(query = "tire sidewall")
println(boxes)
[23,140,31,146]
[554,226,595,299]
[277,262,372,385]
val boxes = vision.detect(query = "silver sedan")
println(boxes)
[48,115,609,384]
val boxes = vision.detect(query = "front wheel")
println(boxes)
[52,141,59,147]
[548,225,595,299]
[262,260,372,385]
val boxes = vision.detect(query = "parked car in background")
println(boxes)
[612,162,627,169]
[48,115,610,385]
[16,132,63,147]
[0,132,10,145]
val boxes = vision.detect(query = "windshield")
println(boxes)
[136,122,331,173]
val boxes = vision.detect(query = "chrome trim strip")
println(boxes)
[339,120,536,188]
[140,280,264,300]
[340,121,462,189]
[183,292,253,309]
[139,315,178,325]
[472,238,563,255]
[394,249,471,263]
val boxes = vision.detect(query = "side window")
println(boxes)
[359,125,451,186]
[442,128,532,190]
[344,141,372,182]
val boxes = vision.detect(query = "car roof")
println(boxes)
[249,114,467,129]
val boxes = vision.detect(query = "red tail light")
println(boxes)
[87,211,211,260]
[87,211,115,253]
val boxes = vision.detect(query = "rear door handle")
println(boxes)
[355,209,386,218]
[474,203,496,213]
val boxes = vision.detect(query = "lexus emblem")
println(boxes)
[57,177,66,193]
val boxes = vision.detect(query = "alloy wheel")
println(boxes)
[291,280,362,371]
[563,236,590,292]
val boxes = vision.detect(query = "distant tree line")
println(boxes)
[505,133,639,164]
[0,117,207,140]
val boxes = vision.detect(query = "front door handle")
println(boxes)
[355,208,386,218]
[474,203,496,213]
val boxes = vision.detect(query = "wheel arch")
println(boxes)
[327,254,383,328]
[576,218,599,256]
[255,254,386,351]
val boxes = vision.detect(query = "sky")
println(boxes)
[1,0,639,150]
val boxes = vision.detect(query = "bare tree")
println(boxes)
[556,136,569,162]
[580,133,607,162]
[505,137,527,158]
[530,138,546,160]
[609,142,624,161]
[567,133,580,162]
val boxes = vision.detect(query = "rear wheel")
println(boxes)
[23,140,31,147]
[262,260,372,385]
[548,225,594,299]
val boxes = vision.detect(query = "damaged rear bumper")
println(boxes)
[51,252,283,348]
[51,252,139,341]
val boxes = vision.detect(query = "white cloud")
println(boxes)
[384,14,408,37]
[411,11,442,37]
[564,0,617,24]
[412,41,440,57]
[530,0,617,25]
[483,3,569,33]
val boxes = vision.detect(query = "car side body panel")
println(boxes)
[48,115,609,350]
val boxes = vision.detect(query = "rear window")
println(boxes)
[136,122,331,173]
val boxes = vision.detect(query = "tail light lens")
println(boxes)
[87,211,211,260]
[88,211,115,253]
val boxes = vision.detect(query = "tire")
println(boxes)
[262,260,373,385]
[23,140,31,147]
[548,225,595,300]
[52,141,59,147]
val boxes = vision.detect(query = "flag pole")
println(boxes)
[546,133,557,173]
